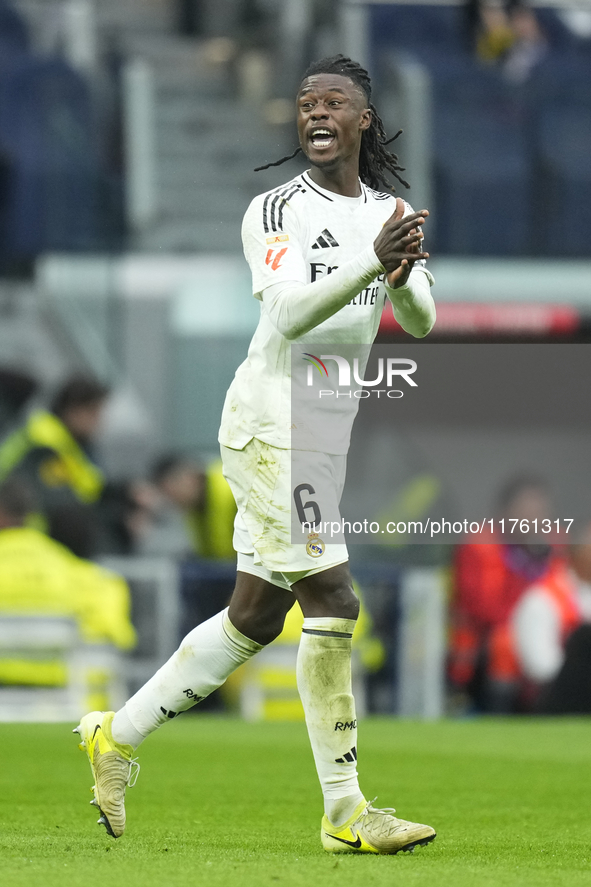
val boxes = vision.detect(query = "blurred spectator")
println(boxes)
[467,0,548,82]
[133,474,195,559]
[0,374,109,557]
[449,474,564,713]
[468,0,516,64]
[0,478,135,693]
[0,367,38,437]
[136,455,237,661]
[567,526,591,623]
[97,479,160,556]
[506,521,591,714]
[141,454,237,561]
[503,3,548,84]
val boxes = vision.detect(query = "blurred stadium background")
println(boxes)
[0,0,590,724]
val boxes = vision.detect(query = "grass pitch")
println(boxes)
[1,717,590,887]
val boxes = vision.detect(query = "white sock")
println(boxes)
[111,609,262,747]
[111,706,144,749]
[296,617,365,827]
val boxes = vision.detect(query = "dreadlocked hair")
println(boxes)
[254,55,409,192]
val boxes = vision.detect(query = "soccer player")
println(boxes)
[74,55,437,855]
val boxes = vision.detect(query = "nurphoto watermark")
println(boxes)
[290,343,591,546]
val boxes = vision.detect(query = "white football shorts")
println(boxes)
[221,438,349,588]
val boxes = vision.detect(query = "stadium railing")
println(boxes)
[99,556,182,693]
[0,614,127,722]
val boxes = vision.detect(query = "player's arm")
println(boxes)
[261,244,384,340]
[254,206,428,341]
[379,198,436,339]
[384,268,435,339]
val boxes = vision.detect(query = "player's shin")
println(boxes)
[296,617,365,827]
[111,609,263,747]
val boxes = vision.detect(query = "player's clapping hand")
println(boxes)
[373,197,429,289]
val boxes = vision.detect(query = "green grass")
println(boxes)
[1,717,590,887]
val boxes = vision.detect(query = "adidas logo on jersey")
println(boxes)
[311,229,339,249]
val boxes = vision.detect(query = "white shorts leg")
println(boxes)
[236,551,350,590]
[221,439,349,576]
[236,551,293,591]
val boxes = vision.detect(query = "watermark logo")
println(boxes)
[302,353,417,398]
[302,353,329,378]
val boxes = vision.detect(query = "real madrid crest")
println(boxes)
[306,533,325,557]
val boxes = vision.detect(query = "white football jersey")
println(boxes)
[218,171,429,454]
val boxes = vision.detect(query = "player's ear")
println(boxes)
[360,108,372,131]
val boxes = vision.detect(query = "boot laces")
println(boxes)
[127,758,140,787]
[363,797,397,818]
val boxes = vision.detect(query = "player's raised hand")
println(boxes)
[373,197,429,289]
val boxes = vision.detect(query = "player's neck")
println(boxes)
[307,163,362,198]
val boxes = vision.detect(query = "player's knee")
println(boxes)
[336,583,360,621]
[296,574,360,620]
[252,611,288,646]
[229,598,290,646]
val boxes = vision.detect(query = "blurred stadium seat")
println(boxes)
[536,105,591,256]
[0,0,29,59]
[371,3,466,57]
[374,5,591,258]
[434,105,530,255]
[0,57,96,264]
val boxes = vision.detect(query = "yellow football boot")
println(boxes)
[73,710,139,838]
[321,799,436,854]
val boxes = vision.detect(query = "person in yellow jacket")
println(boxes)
[0,478,136,694]
[0,375,109,557]
[150,454,236,561]
[145,454,238,648]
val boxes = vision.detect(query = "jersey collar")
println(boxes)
[301,172,367,205]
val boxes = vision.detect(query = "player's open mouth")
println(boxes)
[309,128,336,148]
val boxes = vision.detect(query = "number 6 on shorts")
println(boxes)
[294,483,322,528]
